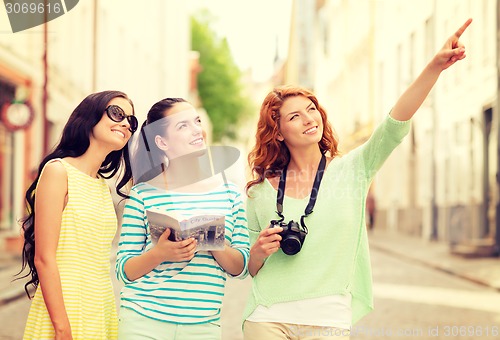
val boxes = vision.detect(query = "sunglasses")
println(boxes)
[105,105,138,133]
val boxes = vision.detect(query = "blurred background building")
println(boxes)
[0,0,192,245]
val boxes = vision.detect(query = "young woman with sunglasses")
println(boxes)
[243,19,471,340]
[19,90,137,340]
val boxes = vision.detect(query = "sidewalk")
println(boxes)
[0,249,25,306]
[367,229,500,291]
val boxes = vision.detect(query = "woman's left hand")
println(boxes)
[432,18,472,71]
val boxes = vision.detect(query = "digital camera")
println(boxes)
[270,219,308,255]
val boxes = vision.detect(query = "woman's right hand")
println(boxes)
[250,226,283,263]
[155,228,197,262]
[248,226,283,276]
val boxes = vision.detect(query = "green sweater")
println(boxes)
[243,114,411,325]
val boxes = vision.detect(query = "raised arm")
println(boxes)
[390,18,472,122]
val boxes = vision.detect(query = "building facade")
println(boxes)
[0,0,191,236]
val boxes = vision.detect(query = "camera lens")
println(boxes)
[281,235,302,255]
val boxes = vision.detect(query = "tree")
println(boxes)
[191,12,253,142]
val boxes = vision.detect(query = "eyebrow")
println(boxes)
[284,102,314,117]
[174,116,200,126]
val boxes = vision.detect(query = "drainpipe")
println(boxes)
[495,0,500,254]
[430,0,438,241]
[92,0,98,91]
[42,0,49,155]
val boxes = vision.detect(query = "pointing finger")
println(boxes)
[454,18,472,39]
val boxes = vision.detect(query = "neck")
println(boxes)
[163,151,214,190]
[287,148,323,174]
[78,140,118,177]
[72,151,107,178]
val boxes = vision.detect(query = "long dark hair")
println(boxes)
[18,90,135,297]
[131,98,187,183]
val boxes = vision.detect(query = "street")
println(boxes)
[351,250,500,340]
[1,248,499,340]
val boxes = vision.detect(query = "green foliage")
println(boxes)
[191,12,253,142]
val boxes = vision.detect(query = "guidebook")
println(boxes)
[146,208,226,251]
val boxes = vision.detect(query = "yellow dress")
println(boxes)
[23,159,119,339]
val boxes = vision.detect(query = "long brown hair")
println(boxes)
[246,85,339,193]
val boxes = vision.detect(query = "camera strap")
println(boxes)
[276,154,327,223]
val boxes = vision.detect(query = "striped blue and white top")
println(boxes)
[116,181,249,325]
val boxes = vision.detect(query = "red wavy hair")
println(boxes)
[246,85,340,193]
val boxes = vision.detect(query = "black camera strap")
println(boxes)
[276,154,327,226]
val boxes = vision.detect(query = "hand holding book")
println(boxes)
[147,208,226,251]
[152,228,197,263]
[152,229,198,263]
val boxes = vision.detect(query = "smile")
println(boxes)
[190,138,204,145]
[112,129,126,138]
[303,126,318,134]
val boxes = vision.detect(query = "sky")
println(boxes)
[187,0,293,82]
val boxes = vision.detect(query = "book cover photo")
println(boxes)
[146,209,226,251]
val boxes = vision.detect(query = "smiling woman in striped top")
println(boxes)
[116,98,249,340]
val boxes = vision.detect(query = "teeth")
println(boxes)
[113,130,125,138]
[190,138,203,145]
[304,127,317,134]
